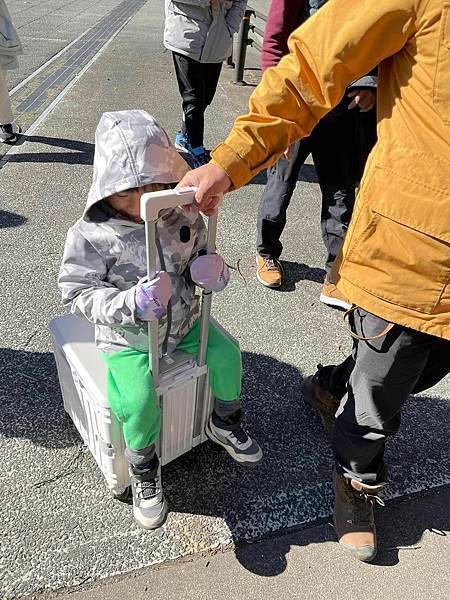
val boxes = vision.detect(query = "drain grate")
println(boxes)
[1,0,146,158]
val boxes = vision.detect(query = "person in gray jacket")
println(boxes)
[0,0,22,143]
[164,0,246,166]
[58,110,262,530]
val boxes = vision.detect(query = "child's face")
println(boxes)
[108,183,168,221]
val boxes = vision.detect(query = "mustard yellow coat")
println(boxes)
[211,0,450,340]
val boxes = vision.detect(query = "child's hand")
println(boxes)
[135,272,172,321]
[190,254,230,292]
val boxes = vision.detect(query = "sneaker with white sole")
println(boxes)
[206,414,263,465]
[0,123,21,144]
[256,255,283,288]
[320,280,352,310]
[129,459,167,530]
[174,131,190,153]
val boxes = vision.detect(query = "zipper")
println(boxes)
[155,230,171,355]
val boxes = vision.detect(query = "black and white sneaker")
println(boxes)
[206,415,263,466]
[129,463,167,530]
[0,123,21,144]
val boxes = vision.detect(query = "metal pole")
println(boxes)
[233,9,253,85]
[145,221,160,387]
[194,211,218,437]
[197,212,218,367]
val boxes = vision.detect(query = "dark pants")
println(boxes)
[317,308,450,485]
[257,103,376,278]
[172,52,222,148]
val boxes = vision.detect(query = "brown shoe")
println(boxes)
[333,469,385,562]
[320,280,351,310]
[301,371,340,434]
[256,256,283,288]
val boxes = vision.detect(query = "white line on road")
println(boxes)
[0,13,137,169]
[9,27,94,96]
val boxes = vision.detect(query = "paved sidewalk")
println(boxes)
[46,487,450,600]
[0,1,449,597]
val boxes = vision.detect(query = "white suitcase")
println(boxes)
[49,188,230,497]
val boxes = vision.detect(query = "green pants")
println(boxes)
[103,321,242,451]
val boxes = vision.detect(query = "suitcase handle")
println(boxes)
[140,187,219,387]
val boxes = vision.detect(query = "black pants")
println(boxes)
[257,102,376,278]
[317,308,450,484]
[172,52,223,148]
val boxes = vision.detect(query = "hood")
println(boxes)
[85,110,189,217]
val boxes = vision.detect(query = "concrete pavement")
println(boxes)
[0,1,449,597]
[47,487,450,600]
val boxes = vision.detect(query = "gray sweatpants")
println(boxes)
[317,308,450,485]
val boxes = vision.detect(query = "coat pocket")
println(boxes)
[433,5,450,125]
[342,166,450,314]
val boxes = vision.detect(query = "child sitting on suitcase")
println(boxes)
[58,110,262,530]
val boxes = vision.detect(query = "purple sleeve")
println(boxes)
[261,0,306,72]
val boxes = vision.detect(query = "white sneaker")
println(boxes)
[206,416,263,465]
[129,465,167,530]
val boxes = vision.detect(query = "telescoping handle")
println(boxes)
[140,187,219,387]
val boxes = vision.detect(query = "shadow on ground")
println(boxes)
[234,485,450,574]
[278,260,326,291]
[1,345,449,577]
[235,257,325,288]
[0,209,27,228]
[3,135,94,165]
[0,347,78,449]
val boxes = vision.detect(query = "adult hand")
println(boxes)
[347,89,376,112]
[135,272,172,321]
[177,163,232,215]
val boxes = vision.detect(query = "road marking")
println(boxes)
[0,0,146,165]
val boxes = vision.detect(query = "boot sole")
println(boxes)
[319,293,351,311]
[335,516,378,562]
[205,422,263,466]
[256,271,282,288]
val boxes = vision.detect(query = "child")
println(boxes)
[164,0,247,166]
[58,110,262,530]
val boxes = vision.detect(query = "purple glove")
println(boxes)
[190,254,230,292]
[135,272,172,321]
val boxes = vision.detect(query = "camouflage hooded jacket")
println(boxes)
[58,110,207,355]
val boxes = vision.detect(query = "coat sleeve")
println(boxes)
[58,228,138,326]
[225,0,247,35]
[211,0,417,189]
[261,0,306,72]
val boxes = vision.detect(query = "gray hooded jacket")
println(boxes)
[58,110,207,355]
[164,0,247,63]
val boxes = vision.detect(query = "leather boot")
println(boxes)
[333,468,385,562]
